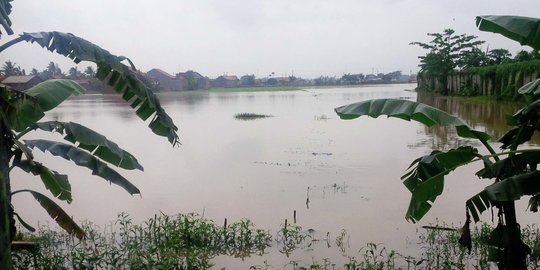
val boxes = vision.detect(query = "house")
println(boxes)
[213,75,239,88]
[1,75,44,91]
[177,71,210,90]
[147,68,186,91]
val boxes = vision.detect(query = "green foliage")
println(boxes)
[0,0,13,36]
[476,15,540,49]
[18,31,179,145]
[0,2,180,268]
[12,213,271,269]
[336,35,540,266]
[411,29,485,94]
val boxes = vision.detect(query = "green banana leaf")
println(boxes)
[476,15,540,50]
[12,190,85,239]
[485,171,540,202]
[466,190,493,222]
[335,99,490,141]
[35,121,143,170]
[24,139,140,195]
[19,31,179,146]
[16,160,72,203]
[6,80,85,132]
[401,146,479,222]
[13,212,35,232]
[0,0,13,36]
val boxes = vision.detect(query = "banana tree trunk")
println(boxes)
[0,120,12,269]
[503,202,528,270]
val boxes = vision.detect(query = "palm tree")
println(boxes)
[67,67,82,80]
[1,60,21,76]
[84,66,95,78]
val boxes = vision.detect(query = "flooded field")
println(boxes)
[11,84,537,267]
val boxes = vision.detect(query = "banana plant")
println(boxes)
[0,0,179,268]
[335,15,540,270]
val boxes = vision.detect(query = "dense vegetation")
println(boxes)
[412,27,540,97]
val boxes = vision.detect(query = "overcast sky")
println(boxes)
[3,0,540,78]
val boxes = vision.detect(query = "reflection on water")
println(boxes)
[13,84,539,268]
[414,92,539,150]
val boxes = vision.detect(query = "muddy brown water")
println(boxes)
[11,84,538,267]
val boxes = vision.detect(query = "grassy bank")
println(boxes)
[11,212,540,269]
[154,83,415,96]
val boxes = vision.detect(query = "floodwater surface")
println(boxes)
[11,84,537,267]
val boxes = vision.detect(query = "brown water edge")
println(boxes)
[10,84,539,268]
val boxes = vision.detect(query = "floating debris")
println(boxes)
[312,152,333,156]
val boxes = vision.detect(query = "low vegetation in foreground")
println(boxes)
[11,212,540,269]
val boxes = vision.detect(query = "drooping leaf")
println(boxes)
[517,78,540,96]
[6,80,85,131]
[24,139,140,195]
[528,194,540,212]
[13,213,35,232]
[485,171,540,202]
[335,99,490,141]
[498,126,535,149]
[19,31,179,146]
[0,0,13,36]
[400,146,479,222]
[466,190,493,222]
[35,121,143,170]
[15,160,72,203]
[476,151,540,180]
[476,15,540,50]
[13,190,84,239]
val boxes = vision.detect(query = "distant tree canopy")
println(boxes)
[409,28,540,95]
[411,29,485,94]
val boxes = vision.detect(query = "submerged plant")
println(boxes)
[234,113,274,121]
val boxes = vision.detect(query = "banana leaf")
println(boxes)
[335,99,490,141]
[6,80,85,131]
[24,139,140,195]
[12,190,85,239]
[35,121,143,170]
[19,31,179,146]
[0,0,13,36]
[476,15,540,50]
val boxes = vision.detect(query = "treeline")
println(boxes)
[412,28,540,98]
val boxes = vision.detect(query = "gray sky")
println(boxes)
[3,0,540,78]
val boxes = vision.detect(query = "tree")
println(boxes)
[240,74,256,87]
[29,68,38,76]
[1,60,21,76]
[67,66,83,80]
[410,29,485,94]
[457,47,489,68]
[487,48,512,65]
[84,66,95,78]
[0,1,179,268]
[514,50,532,62]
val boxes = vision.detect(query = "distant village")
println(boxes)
[0,61,417,92]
